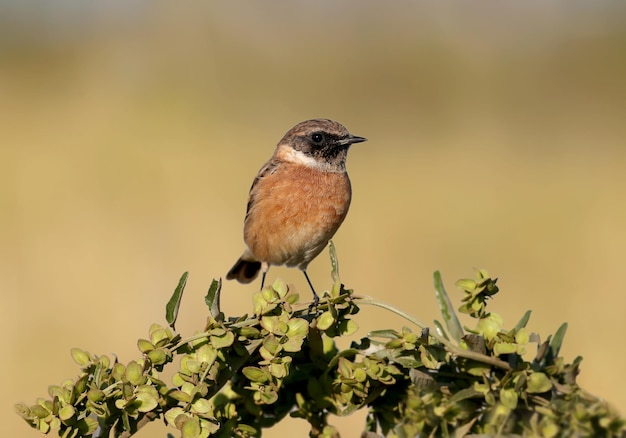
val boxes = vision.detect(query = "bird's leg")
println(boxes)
[260,262,270,290]
[303,270,320,308]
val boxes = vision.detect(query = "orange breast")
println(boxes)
[243,163,351,269]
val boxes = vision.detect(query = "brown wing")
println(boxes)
[245,160,280,222]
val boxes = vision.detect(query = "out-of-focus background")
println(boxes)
[3,2,625,436]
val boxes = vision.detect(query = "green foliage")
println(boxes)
[16,254,625,437]
[166,271,189,330]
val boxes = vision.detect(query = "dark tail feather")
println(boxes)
[226,258,262,284]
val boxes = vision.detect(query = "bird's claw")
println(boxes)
[307,293,320,314]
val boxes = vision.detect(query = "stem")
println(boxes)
[118,412,159,438]
[355,296,512,371]
[170,331,213,352]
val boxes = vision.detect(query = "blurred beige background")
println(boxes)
[2,2,625,436]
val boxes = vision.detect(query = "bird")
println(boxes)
[226,118,366,303]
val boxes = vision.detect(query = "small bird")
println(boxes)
[226,118,366,303]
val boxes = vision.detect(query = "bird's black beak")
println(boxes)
[340,135,367,146]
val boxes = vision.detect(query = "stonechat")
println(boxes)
[226,118,366,303]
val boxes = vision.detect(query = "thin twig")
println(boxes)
[355,296,512,371]
[118,412,159,438]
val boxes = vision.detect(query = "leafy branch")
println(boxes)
[16,244,625,437]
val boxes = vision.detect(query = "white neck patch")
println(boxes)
[282,146,320,167]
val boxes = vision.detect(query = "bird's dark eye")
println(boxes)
[311,132,324,143]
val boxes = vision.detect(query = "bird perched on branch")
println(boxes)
[226,118,366,303]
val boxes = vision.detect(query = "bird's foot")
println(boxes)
[307,293,320,314]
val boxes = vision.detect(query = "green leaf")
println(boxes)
[527,372,553,393]
[316,311,335,331]
[262,287,279,302]
[184,358,201,374]
[271,279,288,298]
[87,389,104,403]
[30,404,50,418]
[550,322,568,359]
[168,390,191,403]
[261,335,281,357]
[455,278,476,292]
[112,363,126,381]
[164,407,187,427]
[125,360,144,385]
[237,424,258,435]
[432,319,450,341]
[14,402,31,420]
[210,331,235,349]
[58,405,75,422]
[493,342,517,355]
[285,291,300,305]
[166,272,188,330]
[192,398,212,414]
[269,361,289,378]
[137,339,154,353]
[515,328,530,345]
[338,319,359,336]
[147,349,168,366]
[419,346,440,369]
[368,329,399,339]
[286,318,309,338]
[78,418,99,435]
[70,348,91,367]
[464,360,491,377]
[149,323,172,345]
[476,313,503,341]
[258,389,278,404]
[181,416,202,438]
[500,388,518,410]
[121,409,132,433]
[329,240,340,283]
[196,344,217,366]
[448,386,482,404]
[260,316,281,334]
[433,271,464,342]
[386,339,403,349]
[282,336,305,353]
[242,366,271,383]
[135,387,159,413]
[337,357,353,378]
[204,278,221,319]
[514,310,532,332]
[540,420,560,438]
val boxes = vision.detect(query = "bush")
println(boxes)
[16,244,625,437]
